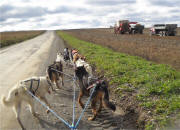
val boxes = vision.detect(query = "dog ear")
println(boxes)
[19,80,25,85]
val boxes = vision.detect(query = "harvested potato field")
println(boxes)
[0,30,45,48]
[64,28,180,70]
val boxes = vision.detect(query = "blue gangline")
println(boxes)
[23,72,96,130]
[24,87,72,129]
[72,80,76,129]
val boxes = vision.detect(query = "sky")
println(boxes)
[0,0,180,31]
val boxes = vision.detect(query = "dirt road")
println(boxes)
[0,31,131,130]
[0,31,61,129]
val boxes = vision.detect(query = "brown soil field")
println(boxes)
[64,28,180,70]
[0,30,45,48]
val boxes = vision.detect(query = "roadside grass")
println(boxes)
[57,31,180,130]
[0,31,45,48]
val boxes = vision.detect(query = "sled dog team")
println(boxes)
[1,48,116,130]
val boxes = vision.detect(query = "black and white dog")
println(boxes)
[63,48,70,62]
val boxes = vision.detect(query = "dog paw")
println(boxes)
[55,88,60,91]
[88,117,94,121]
[52,89,58,93]
[22,127,26,130]
[46,109,50,114]
[33,112,40,117]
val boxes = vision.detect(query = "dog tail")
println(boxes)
[2,95,14,107]
[102,86,116,112]
[1,87,20,107]
[46,67,52,80]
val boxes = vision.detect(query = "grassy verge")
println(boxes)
[0,31,45,48]
[57,31,180,129]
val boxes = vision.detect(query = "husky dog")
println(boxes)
[75,58,93,83]
[63,48,70,61]
[1,76,52,130]
[46,61,64,90]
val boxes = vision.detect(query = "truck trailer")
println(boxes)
[150,24,177,36]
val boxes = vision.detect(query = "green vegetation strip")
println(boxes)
[0,31,45,48]
[57,31,180,130]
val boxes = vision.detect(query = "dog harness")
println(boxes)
[29,79,40,96]
[86,80,103,90]
[72,50,78,56]
[24,79,40,96]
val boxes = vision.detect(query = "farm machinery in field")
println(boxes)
[129,22,144,34]
[150,24,177,36]
[114,20,144,34]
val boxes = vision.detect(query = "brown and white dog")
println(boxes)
[46,59,64,90]
[71,49,86,64]
[75,66,116,121]
[1,76,52,130]
[75,58,93,78]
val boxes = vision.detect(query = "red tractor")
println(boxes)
[114,20,144,34]
[114,20,130,34]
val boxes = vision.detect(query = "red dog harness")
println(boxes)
[72,50,78,56]
[87,80,102,90]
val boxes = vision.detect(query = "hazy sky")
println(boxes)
[0,0,179,31]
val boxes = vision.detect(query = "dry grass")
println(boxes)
[64,28,180,70]
[0,30,45,48]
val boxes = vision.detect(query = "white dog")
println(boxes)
[1,76,52,130]
[57,52,74,68]
[56,52,64,63]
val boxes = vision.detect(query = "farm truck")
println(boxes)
[129,22,144,34]
[150,24,177,36]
